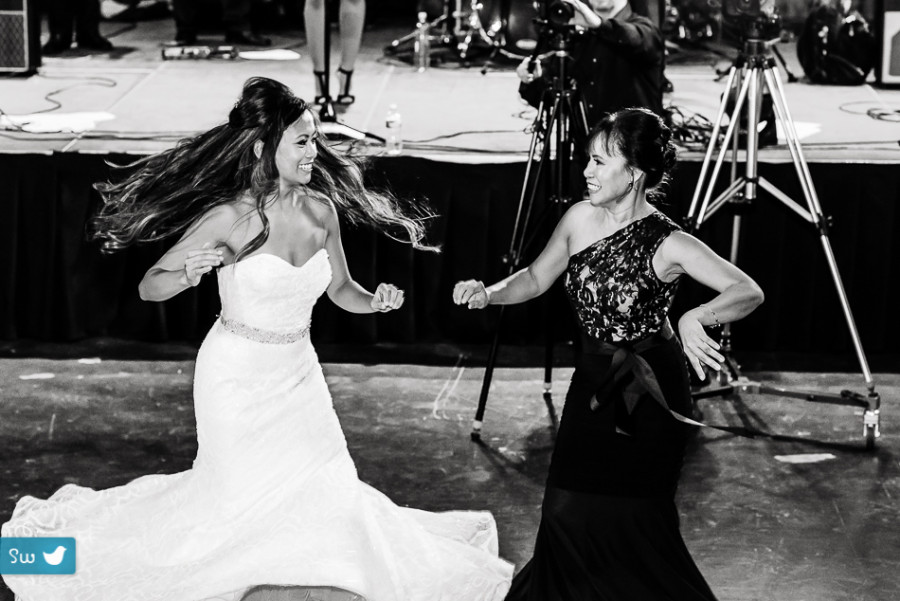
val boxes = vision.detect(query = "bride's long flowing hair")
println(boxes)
[92,77,435,261]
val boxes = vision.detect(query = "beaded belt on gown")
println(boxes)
[219,316,310,344]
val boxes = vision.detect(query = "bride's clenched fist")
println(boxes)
[453,280,490,309]
[184,243,223,287]
[371,283,404,312]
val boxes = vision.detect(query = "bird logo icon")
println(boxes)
[42,546,67,566]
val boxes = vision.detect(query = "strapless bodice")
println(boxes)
[216,249,332,334]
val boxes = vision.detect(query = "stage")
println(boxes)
[1,20,899,162]
[1,17,900,365]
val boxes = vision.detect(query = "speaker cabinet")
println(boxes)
[0,0,39,74]
[876,0,900,85]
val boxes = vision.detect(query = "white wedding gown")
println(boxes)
[2,249,513,601]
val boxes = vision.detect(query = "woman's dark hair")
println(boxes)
[586,107,677,200]
[92,77,435,260]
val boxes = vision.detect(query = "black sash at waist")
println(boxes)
[582,320,678,417]
[582,321,751,437]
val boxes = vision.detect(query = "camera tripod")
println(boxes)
[686,36,881,449]
[470,37,589,442]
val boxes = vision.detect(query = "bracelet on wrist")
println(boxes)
[699,304,721,328]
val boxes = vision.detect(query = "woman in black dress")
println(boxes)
[453,108,764,600]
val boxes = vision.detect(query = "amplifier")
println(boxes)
[0,0,39,74]
[876,0,900,85]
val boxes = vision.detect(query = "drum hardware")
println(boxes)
[385,0,539,66]
[386,1,456,60]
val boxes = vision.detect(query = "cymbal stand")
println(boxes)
[387,1,454,56]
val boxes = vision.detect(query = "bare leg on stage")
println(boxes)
[304,0,366,104]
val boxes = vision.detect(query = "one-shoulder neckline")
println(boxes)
[228,248,329,271]
[568,211,660,261]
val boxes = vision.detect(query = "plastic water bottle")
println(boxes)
[385,104,402,155]
[413,11,430,72]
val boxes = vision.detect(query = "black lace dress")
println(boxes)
[505,211,719,601]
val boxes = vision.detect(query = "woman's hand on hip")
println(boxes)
[677,310,725,379]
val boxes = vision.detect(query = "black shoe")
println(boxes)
[42,35,72,56]
[336,67,355,105]
[174,31,197,46]
[224,31,271,47]
[312,70,328,105]
[76,34,113,51]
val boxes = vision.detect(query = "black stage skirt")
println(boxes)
[505,336,718,601]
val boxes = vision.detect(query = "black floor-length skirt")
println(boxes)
[506,336,718,601]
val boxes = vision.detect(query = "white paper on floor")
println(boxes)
[238,49,302,61]
[1,112,115,133]
[19,373,55,380]
[774,453,836,464]
[775,120,821,142]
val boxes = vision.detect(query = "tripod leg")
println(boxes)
[688,65,739,228]
[762,66,875,391]
[697,73,752,225]
[472,97,561,438]
[762,72,819,216]
[742,66,763,203]
[472,305,507,440]
[770,45,799,83]
[508,100,550,266]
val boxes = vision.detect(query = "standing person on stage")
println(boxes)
[172,0,271,46]
[454,108,764,600]
[42,0,113,55]
[304,0,366,105]
[517,0,664,128]
[1,77,512,601]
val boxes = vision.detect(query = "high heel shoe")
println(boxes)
[313,70,328,105]
[336,67,355,106]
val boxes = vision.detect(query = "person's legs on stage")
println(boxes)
[223,0,271,46]
[336,0,365,104]
[43,0,74,55]
[304,0,366,105]
[170,0,199,45]
[75,0,113,51]
[304,0,330,103]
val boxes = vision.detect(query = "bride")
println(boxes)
[1,77,513,601]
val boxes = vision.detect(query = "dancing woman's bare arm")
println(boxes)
[138,205,240,302]
[321,200,396,314]
[453,204,578,309]
[656,231,764,377]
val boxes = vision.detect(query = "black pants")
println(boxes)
[45,0,101,41]
[172,0,253,37]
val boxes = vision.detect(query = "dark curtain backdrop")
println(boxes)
[1,153,899,358]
